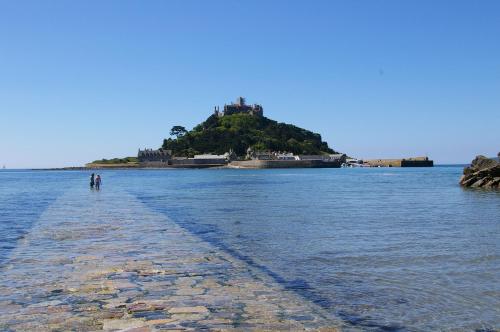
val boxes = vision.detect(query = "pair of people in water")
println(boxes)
[90,173,102,190]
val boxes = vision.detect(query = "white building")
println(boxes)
[277,153,299,160]
[194,154,227,160]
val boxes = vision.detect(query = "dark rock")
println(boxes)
[471,178,487,188]
[470,155,497,171]
[460,154,500,189]
[132,310,168,320]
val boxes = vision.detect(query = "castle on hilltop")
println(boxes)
[214,97,263,117]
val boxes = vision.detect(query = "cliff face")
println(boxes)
[460,154,500,189]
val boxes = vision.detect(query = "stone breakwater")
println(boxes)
[0,188,343,331]
[460,154,500,189]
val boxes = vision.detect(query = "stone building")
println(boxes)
[137,148,172,163]
[214,97,263,117]
[137,149,229,167]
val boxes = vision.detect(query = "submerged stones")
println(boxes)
[0,188,342,331]
[460,154,500,189]
[168,306,209,314]
[101,318,147,331]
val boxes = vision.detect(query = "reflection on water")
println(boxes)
[1,167,499,331]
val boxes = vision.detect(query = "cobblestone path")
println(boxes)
[0,188,344,331]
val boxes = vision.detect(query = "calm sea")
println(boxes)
[1,167,499,331]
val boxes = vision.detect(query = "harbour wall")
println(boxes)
[139,159,227,168]
[229,160,341,169]
[364,158,433,167]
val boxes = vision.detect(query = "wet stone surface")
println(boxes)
[0,188,343,331]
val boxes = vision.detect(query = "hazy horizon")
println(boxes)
[1,1,499,168]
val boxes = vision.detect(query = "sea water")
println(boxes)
[1,167,499,330]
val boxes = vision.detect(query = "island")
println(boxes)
[86,97,433,169]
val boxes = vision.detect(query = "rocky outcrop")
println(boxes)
[460,154,500,189]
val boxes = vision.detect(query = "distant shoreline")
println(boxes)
[26,164,468,171]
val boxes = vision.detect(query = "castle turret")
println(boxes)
[236,96,246,106]
[221,97,263,117]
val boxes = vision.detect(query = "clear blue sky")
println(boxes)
[1,0,499,168]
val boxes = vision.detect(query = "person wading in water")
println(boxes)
[95,175,102,190]
[90,173,95,189]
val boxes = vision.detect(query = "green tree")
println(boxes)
[170,125,187,138]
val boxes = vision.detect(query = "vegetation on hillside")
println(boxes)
[162,114,336,157]
[90,157,138,164]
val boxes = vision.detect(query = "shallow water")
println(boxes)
[1,167,499,331]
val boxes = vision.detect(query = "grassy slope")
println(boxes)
[86,157,138,167]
